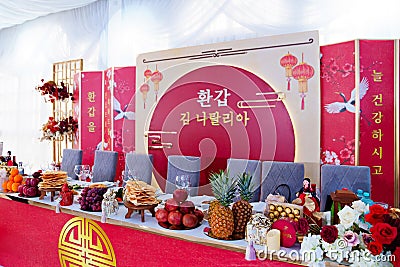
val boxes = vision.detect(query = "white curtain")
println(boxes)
[0,0,399,169]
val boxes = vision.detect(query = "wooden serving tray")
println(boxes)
[124,200,159,222]
[39,188,61,202]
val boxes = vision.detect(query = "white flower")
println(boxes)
[336,224,346,236]
[301,235,323,263]
[337,205,359,229]
[301,234,321,252]
[352,200,368,215]
[324,151,333,163]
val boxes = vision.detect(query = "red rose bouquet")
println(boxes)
[300,201,399,266]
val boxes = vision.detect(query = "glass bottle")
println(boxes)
[18,162,24,175]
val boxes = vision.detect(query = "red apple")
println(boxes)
[173,189,188,202]
[179,201,195,214]
[194,209,204,222]
[182,214,198,228]
[168,210,183,226]
[165,198,179,212]
[155,208,169,223]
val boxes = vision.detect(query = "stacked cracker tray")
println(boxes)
[38,171,68,190]
[124,180,159,206]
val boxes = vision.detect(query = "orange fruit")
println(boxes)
[14,174,23,183]
[10,168,19,176]
[11,182,21,192]
[2,181,7,190]
[6,180,13,191]
[8,175,14,182]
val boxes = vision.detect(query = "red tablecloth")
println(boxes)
[0,198,302,267]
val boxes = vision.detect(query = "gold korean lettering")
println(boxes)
[87,91,96,103]
[371,70,383,82]
[372,129,383,141]
[88,122,96,133]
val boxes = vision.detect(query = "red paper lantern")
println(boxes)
[139,81,150,109]
[280,52,298,91]
[144,69,152,80]
[293,54,314,110]
[151,68,163,102]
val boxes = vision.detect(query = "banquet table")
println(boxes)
[0,188,304,267]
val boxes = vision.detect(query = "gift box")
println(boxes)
[245,213,272,245]
[271,218,297,248]
[265,201,303,222]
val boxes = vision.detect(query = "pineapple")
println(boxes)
[207,199,220,224]
[232,172,254,238]
[209,170,236,239]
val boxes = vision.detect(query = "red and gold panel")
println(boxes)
[73,71,103,166]
[359,40,396,206]
[58,217,116,267]
[103,67,136,182]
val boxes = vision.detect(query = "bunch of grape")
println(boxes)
[78,187,107,212]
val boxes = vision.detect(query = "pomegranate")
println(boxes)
[179,201,195,214]
[173,189,188,202]
[194,209,204,222]
[30,178,40,187]
[25,178,32,187]
[18,184,25,196]
[168,210,183,226]
[165,198,179,212]
[182,214,198,228]
[22,185,29,196]
[155,209,169,223]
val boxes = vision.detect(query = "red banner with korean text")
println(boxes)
[359,40,395,206]
[73,71,103,166]
[103,67,136,182]
[321,40,396,206]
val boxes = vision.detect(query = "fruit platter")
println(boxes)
[155,189,204,230]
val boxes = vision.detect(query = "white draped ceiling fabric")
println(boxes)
[0,0,399,169]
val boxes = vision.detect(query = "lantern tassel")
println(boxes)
[300,93,306,110]
[287,77,291,91]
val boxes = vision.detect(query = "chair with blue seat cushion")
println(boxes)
[165,155,201,196]
[227,158,262,202]
[260,161,304,203]
[60,149,83,180]
[125,152,154,185]
[92,150,118,183]
[320,164,371,211]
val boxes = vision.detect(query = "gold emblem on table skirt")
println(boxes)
[58,217,117,267]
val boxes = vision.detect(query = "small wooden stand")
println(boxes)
[330,189,359,225]
[39,188,61,202]
[124,200,158,222]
